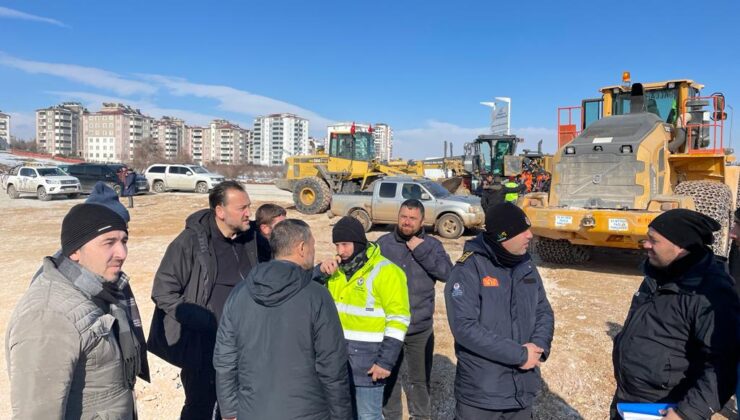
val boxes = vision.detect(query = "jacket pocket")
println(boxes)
[87,314,121,369]
[347,341,382,386]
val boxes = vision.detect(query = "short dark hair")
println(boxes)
[270,219,312,258]
[256,203,287,227]
[400,198,425,218]
[209,180,246,210]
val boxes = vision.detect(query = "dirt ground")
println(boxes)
[0,188,735,419]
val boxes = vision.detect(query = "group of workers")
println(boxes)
[5,179,740,420]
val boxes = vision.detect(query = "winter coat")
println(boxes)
[445,235,554,410]
[5,257,134,419]
[377,228,452,334]
[612,250,740,420]
[147,209,269,369]
[213,260,352,420]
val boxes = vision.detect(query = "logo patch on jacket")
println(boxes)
[451,282,464,297]
[481,276,499,287]
[356,278,364,286]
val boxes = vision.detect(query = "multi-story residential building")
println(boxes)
[186,125,206,164]
[82,103,153,163]
[252,113,309,166]
[152,116,185,160]
[0,111,9,151]
[185,120,250,165]
[373,123,393,161]
[35,102,87,156]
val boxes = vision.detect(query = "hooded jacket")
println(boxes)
[213,260,352,420]
[612,249,740,420]
[445,234,554,410]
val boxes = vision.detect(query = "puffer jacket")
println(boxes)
[5,257,134,419]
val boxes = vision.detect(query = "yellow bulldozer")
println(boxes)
[520,74,738,264]
[275,124,425,214]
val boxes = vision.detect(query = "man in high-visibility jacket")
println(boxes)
[317,216,410,420]
[503,177,525,203]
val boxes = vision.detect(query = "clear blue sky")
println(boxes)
[1,0,739,158]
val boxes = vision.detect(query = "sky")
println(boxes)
[1,0,739,159]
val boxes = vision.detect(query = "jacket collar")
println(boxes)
[642,248,715,293]
[464,234,533,274]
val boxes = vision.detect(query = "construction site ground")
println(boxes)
[0,186,734,420]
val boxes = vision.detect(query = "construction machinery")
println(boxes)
[521,74,738,264]
[275,124,425,214]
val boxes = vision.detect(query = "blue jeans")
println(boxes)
[353,385,384,420]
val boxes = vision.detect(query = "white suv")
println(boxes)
[145,164,225,194]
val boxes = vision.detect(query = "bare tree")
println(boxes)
[131,137,164,171]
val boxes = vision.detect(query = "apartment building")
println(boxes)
[373,123,393,161]
[0,111,9,151]
[252,113,309,166]
[152,116,185,160]
[35,102,87,156]
[185,119,250,165]
[82,103,153,163]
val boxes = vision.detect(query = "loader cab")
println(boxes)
[473,134,519,176]
[329,132,376,161]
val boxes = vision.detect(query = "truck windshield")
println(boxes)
[37,168,68,177]
[421,181,450,198]
[613,88,679,123]
[188,166,209,174]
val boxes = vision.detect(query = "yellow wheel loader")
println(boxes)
[520,76,738,264]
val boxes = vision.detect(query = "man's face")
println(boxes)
[335,242,355,261]
[731,218,740,244]
[501,229,533,256]
[398,206,423,237]
[69,230,128,282]
[216,189,252,234]
[643,228,687,267]
[260,215,286,238]
[299,234,316,269]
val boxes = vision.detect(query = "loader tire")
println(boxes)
[534,237,591,265]
[674,180,733,257]
[293,176,332,214]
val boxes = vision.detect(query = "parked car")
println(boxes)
[62,163,148,195]
[144,164,225,193]
[3,165,82,201]
[328,176,484,238]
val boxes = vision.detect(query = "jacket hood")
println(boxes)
[245,260,312,307]
[185,208,213,234]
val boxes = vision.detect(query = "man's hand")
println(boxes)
[367,364,391,382]
[519,343,544,370]
[660,408,682,419]
[320,256,340,275]
[406,236,424,251]
[223,417,236,420]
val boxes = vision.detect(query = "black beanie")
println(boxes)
[648,208,720,249]
[333,216,368,247]
[484,202,531,242]
[61,203,128,256]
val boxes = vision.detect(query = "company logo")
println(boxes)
[481,276,500,287]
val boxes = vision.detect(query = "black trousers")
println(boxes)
[382,327,435,420]
[455,401,532,420]
[180,365,219,420]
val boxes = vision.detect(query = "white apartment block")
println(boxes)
[35,102,87,156]
[186,126,206,164]
[152,116,185,160]
[0,111,9,150]
[82,103,153,163]
[252,113,309,166]
[373,123,393,161]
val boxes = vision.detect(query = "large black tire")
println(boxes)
[349,208,372,232]
[436,213,464,239]
[674,180,733,257]
[7,184,19,199]
[534,237,592,264]
[293,177,332,214]
[37,186,52,201]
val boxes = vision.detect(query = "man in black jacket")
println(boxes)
[445,203,554,419]
[214,219,352,420]
[147,180,270,419]
[612,209,740,420]
[377,199,452,420]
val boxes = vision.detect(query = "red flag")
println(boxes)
[369,124,373,133]
[350,122,356,134]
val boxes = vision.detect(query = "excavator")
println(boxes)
[520,73,738,264]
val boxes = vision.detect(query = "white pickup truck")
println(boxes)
[3,165,82,201]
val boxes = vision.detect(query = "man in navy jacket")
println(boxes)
[445,203,554,419]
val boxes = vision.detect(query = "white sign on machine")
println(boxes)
[555,215,573,227]
[608,218,629,231]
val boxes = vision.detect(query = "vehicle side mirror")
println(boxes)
[186,171,193,176]
[31,174,37,178]
[421,192,431,200]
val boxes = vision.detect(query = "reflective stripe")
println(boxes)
[364,260,391,310]
[335,302,386,318]
[344,330,385,342]
[384,327,407,341]
[386,315,411,325]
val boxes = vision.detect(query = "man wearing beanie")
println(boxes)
[316,216,411,419]
[148,180,270,419]
[445,202,554,419]
[6,195,149,419]
[728,208,740,297]
[377,199,452,420]
[611,208,740,420]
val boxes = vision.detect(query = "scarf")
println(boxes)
[645,245,709,285]
[484,235,527,268]
[340,243,369,279]
[57,256,147,390]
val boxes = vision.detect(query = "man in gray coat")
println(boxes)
[6,186,148,419]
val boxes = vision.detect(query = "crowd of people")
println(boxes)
[5,179,740,420]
